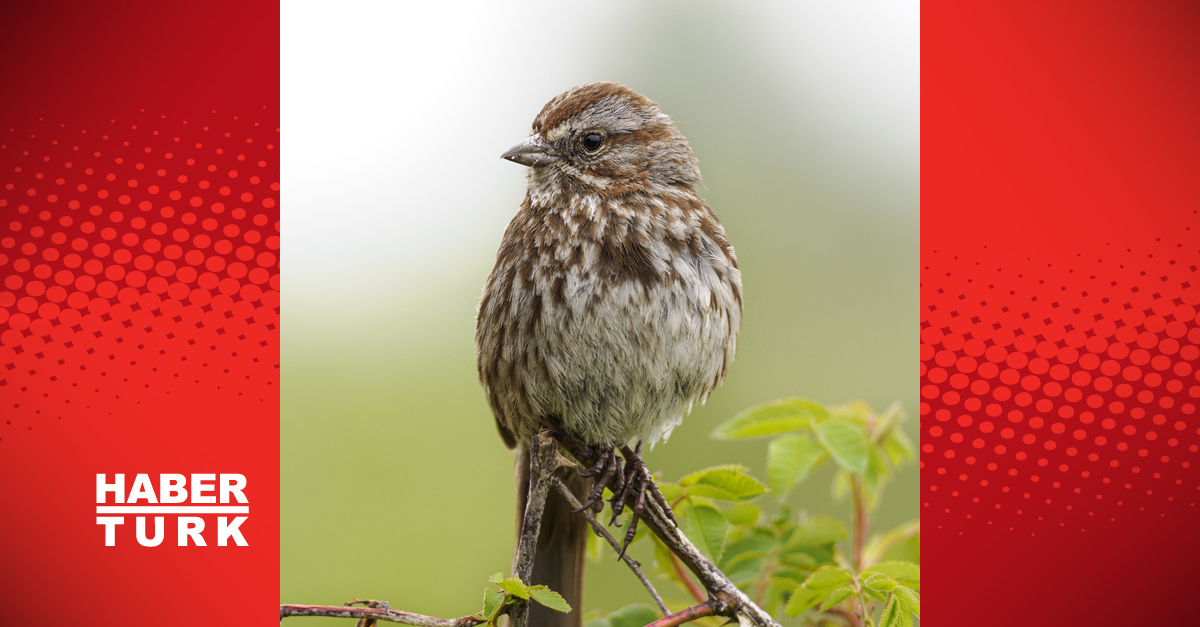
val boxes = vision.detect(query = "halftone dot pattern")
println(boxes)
[0,111,279,442]
[922,228,1200,534]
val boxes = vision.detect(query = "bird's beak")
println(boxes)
[501,134,559,167]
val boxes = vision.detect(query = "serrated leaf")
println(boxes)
[770,566,809,584]
[863,560,920,591]
[767,434,827,499]
[657,482,683,502]
[871,401,905,441]
[784,515,848,550]
[528,585,571,613]
[893,585,920,618]
[711,398,827,439]
[780,551,819,568]
[882,430,915,466]
[820,586,855,611]
[813,419,869,474]
[724,502,761,525]
[883,532,920,565]
[878,595,910,627]
[804,565,853,589]
[496,577,530,599]
[784,585,831,617]
[607,604,661,627]
[862,573,897,592]
[826,400,872,425]
[863,519,920,568]
[720,529,775,569]
[680,499,729,561]
[482,588,504,622]
[489,572,506,584]
[679,465,768,501]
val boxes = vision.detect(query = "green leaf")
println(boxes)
[679,465,768,501]
[496,577,530,599]
[813,419,869,474]
[883,531,920,565]
[767,434,827,499]
[652,535,688,591]
[724,502,761,525]
[680,499,729,562]
[871,401,905,440]
[488,572,506,584]
[607,604,661,627]
[804,565,853,589]
[863,560,920,591]
[784,585,831,617]
[784,515,848,550]
[893,585,920,618]
[586,525,603,561]
[583,619,612,627]
[831,469,852,502]
[482,588,504,623]
[528,585,571,613]
[878,595,911,627]
[826,400,872,425]
[862,573,897,592]
[882,430,915,466]
[711,398,827,439]
[820,586,855,611]
[657,482,683,502]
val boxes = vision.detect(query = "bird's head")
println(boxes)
[502,82,701,192]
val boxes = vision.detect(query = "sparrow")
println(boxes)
[476,82,742,627]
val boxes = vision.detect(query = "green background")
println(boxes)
[281,0,918,621]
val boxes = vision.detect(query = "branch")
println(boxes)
[643,600,724,627]
[549,472,671,617]
[279,603,483,626]
[508,431,558,627]
[552,432,782,627]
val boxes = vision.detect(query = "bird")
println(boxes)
[475,82,742,627]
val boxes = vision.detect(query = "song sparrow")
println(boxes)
[476,82,742,626]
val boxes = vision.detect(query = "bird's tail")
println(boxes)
[514,445,590,627]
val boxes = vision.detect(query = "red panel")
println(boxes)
[924,1,1200,623]
[0,2,278,625]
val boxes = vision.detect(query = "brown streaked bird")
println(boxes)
[476,82,742,627]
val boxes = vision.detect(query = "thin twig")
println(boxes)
[551,429,781,627]
[279,604,483,626]
[509,431,558,627]
[643,600,724,627]
[550,473,670,617]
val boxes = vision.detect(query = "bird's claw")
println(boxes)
[570,442,673,559]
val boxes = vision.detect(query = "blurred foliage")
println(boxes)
[582,398,918,626]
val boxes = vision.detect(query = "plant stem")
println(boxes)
[643,600,723,627]
[850,475,867,572]
[670,552,708,604]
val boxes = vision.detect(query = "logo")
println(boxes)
[95,474,249,546]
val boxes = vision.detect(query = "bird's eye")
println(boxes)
[582,133,603,152]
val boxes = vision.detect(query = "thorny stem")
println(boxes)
[550,473,671,617]
[279,604,484,626]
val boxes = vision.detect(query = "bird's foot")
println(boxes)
[573,444,622,515]
[607,444,675,559]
